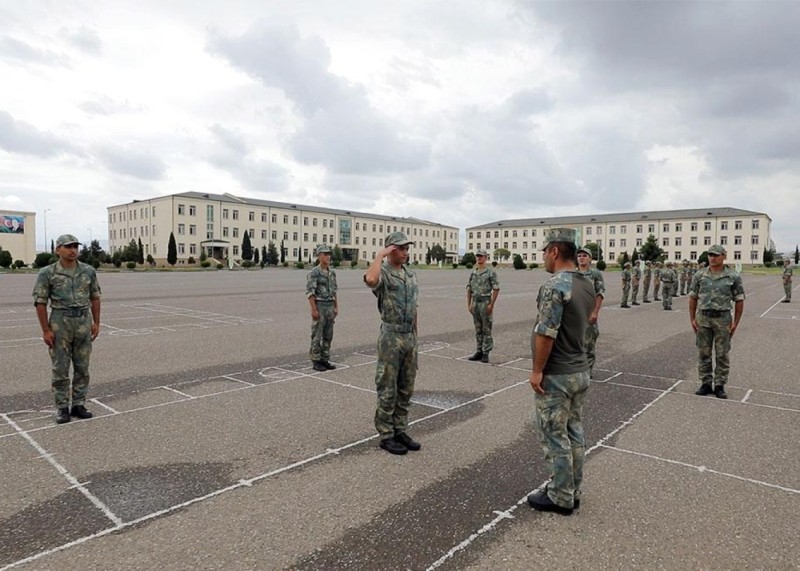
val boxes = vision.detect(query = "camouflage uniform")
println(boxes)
[689,265,745,388]
[642,263,652,302]
[679,261,690,296]
[620,265,632,307]
[306,264,337,363]
[783,262,793,302]
[578,266,605,377]
[631,264,642,305]
[533,269,594,509]
[33,260,102,408]
[653,263,663,301]
[660,264,677,310]
[367,262,419,439]
[466,266,500,354]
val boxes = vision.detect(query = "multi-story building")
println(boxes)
[0,210,36,264]
[466,207,772,265]
[107,192,459,265]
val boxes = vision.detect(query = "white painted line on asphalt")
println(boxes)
[758,288,797,318]
[606,382,668,394]
[426,378,684,570]
[160,386,194,399]
[220,375,255,386]
[0,413,123,527]
[741,389,753,403]
[593,371,623,384]
[497,357,524,367]
[99,323,131,333]
[90,398,119,414]
[602,445,800,495]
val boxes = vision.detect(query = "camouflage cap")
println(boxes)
[385,231,414,247]
[666,260,675,266]
[708,245,727,256]
[784,258,791,264]
[541,227,577,251]
[645,260,652,265]
[682,259,689,264]
[315,244,332,255]
[577,245,592,256]
[476,248,488,257]
[624,261,631,268]
[56,234,81,247]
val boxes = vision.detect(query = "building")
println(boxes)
[0,210,36,264]
[466,207,772,265]
[107,192,459,265]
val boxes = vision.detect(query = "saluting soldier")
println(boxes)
[689,245,745,399]
[33,234,102,424]
[466,249,500,363]
[642,261,652,303]
[653,261,663,301]
[306,244,338,371]
[577,246,605,378]
[783,258,793,302]
[620,262,632,308]
[631,261,642,306]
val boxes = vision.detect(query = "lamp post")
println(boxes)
[43,208,51,252]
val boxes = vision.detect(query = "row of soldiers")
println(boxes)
[621,259,708,310]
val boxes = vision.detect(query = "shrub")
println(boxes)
[91,259,101,269]
[596,260,607,271]
[412,260,419,265]
[282,261,289,267]
[465,262,473,269]
[126,261,136,269]
[513,254,526,270]
[528,263,539,269]
[0,249,13,268]
[242,260,253,268]
[200,260,211,268]
[113,259,122,268]
[452,263,459,269]
[332,260,341,268]
[350,260,358,268]
[34,252,56,268]
[187,256,196,264]
[491,261,498,267]
[216,263,223,269]
[295,261,305,269]
[764,261,774,268]
[13,259,25,269]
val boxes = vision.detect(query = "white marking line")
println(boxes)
[497,357,524,367]
[593,371,623,384]
[90,398,119,414]
[220,375,255,387]
[2,378,529,571]
[160,386,194,399]
[602,445,800,495]
[99,323,131,333]
[0,413,123,527]
[741,389,753,403]
[425,378,683,570]
[758,286,798,318]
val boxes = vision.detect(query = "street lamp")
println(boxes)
[43,208,51,252]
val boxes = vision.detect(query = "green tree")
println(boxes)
[762,246,775,265]
[425,247,432,265]
[631,247,639,263]
[167,232,178,266]
[267,241,279,266]
[430,244,446,263]
[253,247,260,264]
[795,245,799,264]
[137,238,145,265]
[0,248,12,268]
[332,244,343,264]
[616,251,630,266]
[512,254,526,269]
[242,231,253,261]
[34,252,55,268]
[280,240,286,264]
[494,247,511,262]
[50,239,55,254]
[200,248,207,262]
[120,239,138,262]
[261,245,267,265]
[461,252,477,266]
[78,243,92,263]
[639,234,664,261]
[146,254,155,266]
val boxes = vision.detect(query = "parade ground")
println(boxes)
[1,267,798,570]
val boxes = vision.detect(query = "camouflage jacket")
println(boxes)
[306,265,337,301]
[367,262,418,327]
[579,267,605,299]
[653,268,662,280]
[466,266,499,299]
[621,269,631,283]
[784,266,793,282]
[632,266,642,284]
[32,260,101,309]
[660,268,677,283]
[644,267,652,279]
[688,267,745,310]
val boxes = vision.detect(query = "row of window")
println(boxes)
[110,206,157,223]
[606,251,756,262]
[467,233,759,253]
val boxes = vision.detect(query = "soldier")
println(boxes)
[527,228,595,516]
[679,259,690,296]
[661,261,677,310]
[364,232,421,455]
[620,262,632,308]
[783,258,793,302]
[577,246,605,379]
[32,234,102,424]
[466,249,500,363]
[653,261,663,301]
[306,244,338,372]
[631,261,642,306]
[689,245,745,399]
[642,261,652,303]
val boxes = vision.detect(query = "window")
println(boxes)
[223,209,229,219]
[636,238,643,246]
[532,229,537,237]
[312,234,317,242]
[512,242,517,249]
[292,216,298,225]
[663,223,671,233]
[232,210,239,220]
[690,251,697,260]
[620,239,627,247]
[512,230,517,238]
[261,213,267,223]
[339,219,351,245]
[283,231,288,240]
[734,251,741,260]
[586,227,593,235]
[152,206,156,217]
[283,215,289,224]
[674,237,682,246]
[522,230,527,237]
[190,244,196,255]
[620,225,627,234]
[662,237,669,246]
[222,227,229,237]
[233,245,239,255]
[313,218,318,227]
[674,252,682,260]
[690,222,698,232]
[304,217,309,226]
[704,236,711,246]
[271,231,277,239]
[248,229,254,238]
[609,239,616,248]
[189,205,196,216]
[720,236,728,245]
[704,221,711,231]
[734,235,742,245]
[178,204,185,215]
[206,224,213,239]
[292,232,298,241]
[261,230,267,240]
[304,233,309,241]
[272,214,277,223]
[721,221,728,230]
[734,220,742,230]
[189,224,196,236]
[636,225,642,234]
[648,224,655,233]
[233,228,239,238]
[249,211,255,221]
[691,237,698,245]
[609,226,616,234]
[751,251,759,261]
[752,219,759,230]
[178,224,185,235]
[178,243,185,254]
[751,236,759,245]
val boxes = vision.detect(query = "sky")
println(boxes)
[1,0,799,253]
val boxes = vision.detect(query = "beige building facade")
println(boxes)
[466,207,772,266]
[107,192,459,265]
[0,210,37,264]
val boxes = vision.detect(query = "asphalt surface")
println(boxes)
[0,267,798,569]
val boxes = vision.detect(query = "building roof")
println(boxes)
[467,207,770,230]
[114,192,456,230]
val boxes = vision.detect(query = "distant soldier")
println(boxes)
[642,261,652,303]
[306,244,338,372]
[653,261,663,301]
[783,259,793,302]
[466,249,500,363]
[33,234,102,424]
[364,232,421,455]
[679,260,690,296]
[689,245,745,399]
[660,261,677,310]
[631,262,642,306]
[620,262,632,308]
[577,246,605,378]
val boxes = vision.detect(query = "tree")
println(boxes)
[512,254,526,269]
[430,244,446,263]
[0,248,12,269]
[242,231,253,261]
[616,251,630,266]
[699,251,709,266]
[461,252,477,266]
[167,232,178,266]
[332,244,343,265]
[494,247,511,262]
[34,252,55,268]
[146,254,155,266]
[253,247,260,264]
[267,241,279,266]
[200,248,207,262]
[639,234,664,262]
[631,247,639,263]
[280,240,286,264]
[137,238,145,265]
[762,246,775,265]
[795,245,799,265]
[261,245,268,265]
[425,247,432,265]
[120,239,139,262]
[50,239,55,254]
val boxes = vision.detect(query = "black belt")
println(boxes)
[315,299,334,303]
[381,323,414,333]
[473,296,491,301]
[700,309,729,317]
[52,307,88,317]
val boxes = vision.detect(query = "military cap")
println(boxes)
[476,248,488,257]
[682,259,689,264]
[541,227,577,250]
[385,231,414,247]
[707,245,726,256]
[645,260,652,265]
[666,261,674,266]
[56,234,81,247]
[624,262,631,268]
[315,244,332,255]
[577,245,592,256]
[656,261,663,267]
[783,258,791,264]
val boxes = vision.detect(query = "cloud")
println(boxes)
[0,35,71,66]
[96,145,167,180]
[0,111,78,157]
[60,25,103,55]
[207,124,288,192]
[79,96,142,116]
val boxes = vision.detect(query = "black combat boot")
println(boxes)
[695,384,713,396]
[322,361,337,370]
[527,491,573,516]
[467,351,483,361]
[481,352,490,363]
[312,361,327,372]
[70,405,93,419]
[714,385,728,399]
[55,408,71,424]
[394,432,421,451]
[379,437,408,455]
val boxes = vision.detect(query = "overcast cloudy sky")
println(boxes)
[1,0,799,252]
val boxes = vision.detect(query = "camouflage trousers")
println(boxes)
[309,301,335,362]
[534,371,591,509]
[374,327,418,439]
[48,310,93,408]
[621,283,630,305]
[696,313,732,386]
[642,277,651,301]
[785,281,792,301]
[661,282,675,309]
[653,280,661,300]
[471,299,494,353]
[631,282,640,303]
[584,322,600,378]
[680,276,689,295]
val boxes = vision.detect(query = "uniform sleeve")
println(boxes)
[365,265,385,292]
[533,282,564,339]
[490,270,500,290]
[306,269,316,298]
[32,268,50,306]
[331,270,338,296]
[688,272,700,298]
[89,268,102,300]
[594,271,606,298]
[731,273,745,301]
[465,272,472,292]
